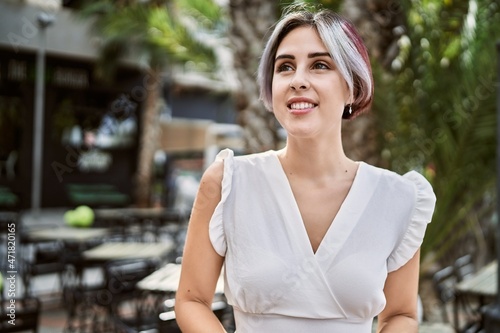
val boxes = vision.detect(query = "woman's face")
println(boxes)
[271,26,350,140]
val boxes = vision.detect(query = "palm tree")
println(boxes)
[376,0,499,267]
[226,0,279,153]
[338,0,406,166]
[79,0,218,207]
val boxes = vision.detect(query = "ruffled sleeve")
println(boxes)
[208,149,234,257]
[387,171,436,272]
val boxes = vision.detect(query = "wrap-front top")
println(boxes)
[209,149,436,333]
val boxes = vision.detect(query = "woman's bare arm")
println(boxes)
[175,160,227,332]
[377,249,421,333]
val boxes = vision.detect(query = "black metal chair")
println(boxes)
[432,264,482,333]
[0,212,27,322]
[21,240,66,297]
[433,266,457,325]
[454,255,485,333]
[455,255,476,282]
[65,258,160,333]
[104,259,160,312]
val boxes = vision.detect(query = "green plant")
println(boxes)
[375,0,499,264]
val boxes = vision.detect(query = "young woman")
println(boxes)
[175,7,436,333]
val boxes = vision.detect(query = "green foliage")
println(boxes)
[175,0,223,30]
[278,0,343,14]
[147,6,216,65]
[375,0,499,261]
[79,0,219,77]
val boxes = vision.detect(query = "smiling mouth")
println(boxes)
[288,102,317,110]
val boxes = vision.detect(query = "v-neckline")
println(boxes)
[270,151,364,257]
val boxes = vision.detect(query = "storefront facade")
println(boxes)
[0,1,144,209]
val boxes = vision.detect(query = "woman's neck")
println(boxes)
[277,137,357,183]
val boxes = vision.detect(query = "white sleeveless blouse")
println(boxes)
[209,149,436,333]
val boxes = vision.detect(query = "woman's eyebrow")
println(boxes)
[275,54,294,61]
[275,52,331,61]
[308,52,331,58]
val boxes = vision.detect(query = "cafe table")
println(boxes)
[22,226,110,271]
[93,207,188,244]
[137,263,224,294]
[65,242,172,332]
[82,241,173,263]
[94,207,188,224]
[22,225,109,270]
[25,226,109,243]
[18,226,110,298]
[137,263,226,324]
[455,260,497,330]
[456,261,497,300]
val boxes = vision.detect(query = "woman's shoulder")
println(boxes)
[361,162,432,192]
[202,149,234,185]
[207,148,275,179]
[214,148,274,161]
[233,149,276,163]
[222,149,278,172]
[199,158,224,192]
[361,162,436,217]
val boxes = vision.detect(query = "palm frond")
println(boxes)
[375,0,499,262]
[78,0,220,74]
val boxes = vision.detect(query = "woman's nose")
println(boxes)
[289,70,310,90]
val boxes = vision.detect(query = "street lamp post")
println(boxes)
[483,41,500,332]
[31,12,54,216]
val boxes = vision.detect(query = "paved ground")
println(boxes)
[39,300,67,333]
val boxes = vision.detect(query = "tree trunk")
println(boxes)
[134,68,162,207]
[342,0,404,68]
[228,0,279,153]
[341,0,404,166]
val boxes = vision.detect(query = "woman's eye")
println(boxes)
[277,63,294,72]
[313,62,329,70]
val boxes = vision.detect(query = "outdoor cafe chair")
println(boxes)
[19,220,82,298]
[65,258,159,333]
[455,254,476,282]
[432,264,482,333]
[21,239,66,298]
[0,217,38,333]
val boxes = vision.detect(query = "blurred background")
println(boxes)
[0,0,499,332]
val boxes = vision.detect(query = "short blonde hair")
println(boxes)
[257,8,373,119]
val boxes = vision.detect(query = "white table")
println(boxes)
[137,263,224,294]
[26,227,109,243]
[82,242,173,262]
[137,263,226,323]
[456,261,497,299]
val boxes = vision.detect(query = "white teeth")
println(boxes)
[290,102,315,110]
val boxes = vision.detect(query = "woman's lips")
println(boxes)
[288,102,317,115]
[289,102,315,109]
